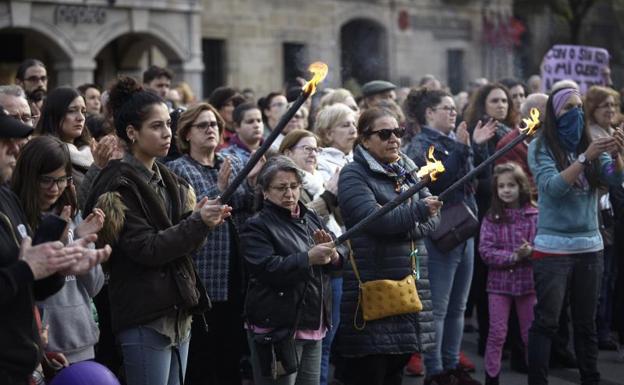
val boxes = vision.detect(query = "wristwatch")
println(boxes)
[577,153,588,166]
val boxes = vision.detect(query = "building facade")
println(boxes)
[0,0,203,93]
[0,0,514,98]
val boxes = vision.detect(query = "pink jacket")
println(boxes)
[479,205,538,296]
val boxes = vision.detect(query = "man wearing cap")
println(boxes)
[0,110,111,385]
[361,80,397,108]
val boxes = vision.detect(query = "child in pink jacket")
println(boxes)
[479,163,538,385]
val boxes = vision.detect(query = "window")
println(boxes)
[447,49,464,94]
[202,39,225,96]
[283,43,306,88]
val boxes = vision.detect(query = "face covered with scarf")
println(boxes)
[552,87,584,153]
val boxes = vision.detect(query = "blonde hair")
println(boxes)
[319,88,355,110]
[314,103,354,147]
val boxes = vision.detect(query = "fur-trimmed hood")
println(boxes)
[84,159,196,246]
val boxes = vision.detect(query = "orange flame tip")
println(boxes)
[302,62,328,95]
[519,108,540,136]
[416,146,445,181]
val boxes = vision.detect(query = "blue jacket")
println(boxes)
[528,138,624,253]
[336,145,439,357]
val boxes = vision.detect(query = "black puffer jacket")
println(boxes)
[336,145,439,357]
[84,160,211,333]
[241,201,340,330]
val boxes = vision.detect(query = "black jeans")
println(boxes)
[528,252,603,385]
[342,354,410,385]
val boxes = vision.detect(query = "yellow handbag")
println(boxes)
[348,240,423,330]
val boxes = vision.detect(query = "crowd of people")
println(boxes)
[1,58,624,385]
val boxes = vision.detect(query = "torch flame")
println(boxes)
[302,62,328,95]
[416,146,445,181]
[519,108,541,136]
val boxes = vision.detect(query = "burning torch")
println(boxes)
[334,146,445,246]
[438,108,541,201]
[219,62,328,203]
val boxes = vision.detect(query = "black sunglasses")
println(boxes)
[365,127,405,141]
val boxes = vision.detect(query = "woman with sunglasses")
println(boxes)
[166,102,260,385]
[335,107,441,385]
[12,135,105,364]
[403,88,482,385]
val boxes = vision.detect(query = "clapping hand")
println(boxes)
[195,197,233,229]
[59,234,111,276]
[472,119,497,145]
[75,208,106,239]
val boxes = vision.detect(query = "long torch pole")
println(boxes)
[219,89,310,203]
[334,175,432,246]
[438,131,529,201]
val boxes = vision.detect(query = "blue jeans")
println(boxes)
[528,252,602,385]
[423,237,474,375]
[320,276,342,385]
[247,331,322,385]
[117,326,190,385]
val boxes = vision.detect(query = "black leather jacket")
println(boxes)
[241,200,339,330]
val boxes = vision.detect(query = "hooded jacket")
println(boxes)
[84,160,211,333]
[336,145,439,357]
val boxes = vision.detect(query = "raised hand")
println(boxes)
[472,119,497,145]
[423,196,443,216]
[197,197,232,228]
[307,242,338,266]
[91,135,118,169]
[456,121,470,145]
[324,167,340,195]
[75,208,106,238]
[217,158,233,193]
[19,237,74,280]
[59,233,111,276]
[584,136,618,161]
[247,153,267,186]
[313,229,333,245]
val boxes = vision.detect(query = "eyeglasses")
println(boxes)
[432,106,457,113]
[9,113,33,125]
[39,175,72,190]
[365,127,405,141]
[25,75,47,83]
[293,145,322,155]
[269,183,301,194]
[270,102,287,109]
[192,121,219,130]
[598,102,618,109]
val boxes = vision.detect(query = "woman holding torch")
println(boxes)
[527,86,624,385]
[335,107,441,385]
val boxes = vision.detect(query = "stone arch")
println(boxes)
[0,25,73,63]
[91,23,186,64]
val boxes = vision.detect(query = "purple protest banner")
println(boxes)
[541,45,610,94]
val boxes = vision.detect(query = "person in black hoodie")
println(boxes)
[0,111,111,385]
[83,76,231,385]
